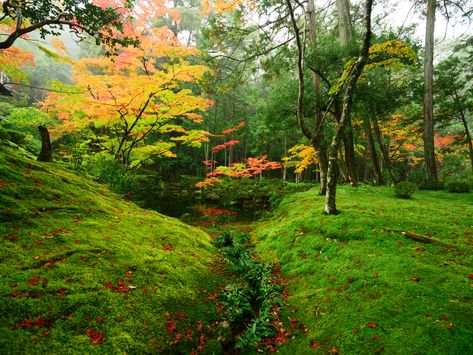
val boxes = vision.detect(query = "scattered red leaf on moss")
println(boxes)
[86,328,105,345]
[167,320,177,333]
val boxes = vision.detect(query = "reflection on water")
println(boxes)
[134,190,263,224]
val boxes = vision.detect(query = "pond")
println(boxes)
[134,189,264,226]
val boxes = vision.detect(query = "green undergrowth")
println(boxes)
[0,142,220,353]
[253,184,473,354]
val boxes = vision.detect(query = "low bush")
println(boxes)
[446,180,471,193]
[394,181,416,199]
[419,180,445,190]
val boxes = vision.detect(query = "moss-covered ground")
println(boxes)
[0,142,223,353]
[253,185,473,354]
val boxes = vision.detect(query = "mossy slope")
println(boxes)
[253,185,473,354]
[0,142,215,353]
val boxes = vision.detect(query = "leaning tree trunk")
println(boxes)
[324,0,373,215]
[37,125,52,162]
[423,0,438,181]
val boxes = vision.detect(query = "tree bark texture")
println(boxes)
[324,0,373,215]
[336,0,354,44]
[423,0,438,181]
[37,125,52,162]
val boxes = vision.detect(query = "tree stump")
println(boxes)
[37,125,52,162]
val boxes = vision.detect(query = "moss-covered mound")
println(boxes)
[253,185,473,354]
[0,142,215,353]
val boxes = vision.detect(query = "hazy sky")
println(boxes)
[377,0,472,41]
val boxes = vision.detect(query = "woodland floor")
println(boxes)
[1,141,472,354]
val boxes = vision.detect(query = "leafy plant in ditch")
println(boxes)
[212,229,292,352]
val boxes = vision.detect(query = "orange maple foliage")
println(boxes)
[42,5,213,168]
[198,155,281,188]
[0,22,35,83]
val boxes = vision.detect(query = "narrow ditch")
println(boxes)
[162,228,305,354]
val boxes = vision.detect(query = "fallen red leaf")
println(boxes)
[28,277,41,285]
[444,322,453,329]
[86,328,105,345]
[353,328,359,333]
[167,320,177,334]
[467,274,473,280]
[368,322,377,328]
[16,319,36,328]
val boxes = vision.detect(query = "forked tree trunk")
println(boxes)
[324,0,373,215]
[37,125,52,162]
[423,0,438,181]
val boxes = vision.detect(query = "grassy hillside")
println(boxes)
[0,142,218,353]
[253,185,473,354]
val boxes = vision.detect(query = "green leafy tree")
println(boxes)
[0,0,138,52]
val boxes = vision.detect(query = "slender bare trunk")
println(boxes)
[459,111,473,176]
[307,0,328,194]
[336,0,357,186]
[372,115,395,182]
[363,116,384,184]
[423,0,438,181]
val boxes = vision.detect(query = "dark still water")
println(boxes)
[133,190,263,224]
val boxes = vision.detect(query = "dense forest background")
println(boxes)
[1,0,472,209]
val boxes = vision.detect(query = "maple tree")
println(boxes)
[42,22,213,169]
[282,144,318,181]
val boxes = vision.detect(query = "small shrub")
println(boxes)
[213,231,233,248]
[419,180,445,190]
[446,180,470,193]
[394,181,416,199]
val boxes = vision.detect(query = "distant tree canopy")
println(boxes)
[0,0,138,52]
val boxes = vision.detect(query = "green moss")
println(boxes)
[0,143,219,353]
[253,185,473,354]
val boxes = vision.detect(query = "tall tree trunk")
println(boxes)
[336,0,357,186]
[37,125,52,162]
[363,116,384,184]
[324,0,373,215]
[308,0,328,195]
[336,0,354,44]
[423,0,438,181]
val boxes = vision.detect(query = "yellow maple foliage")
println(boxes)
[42,26,213,169]
[283,144,318,173]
